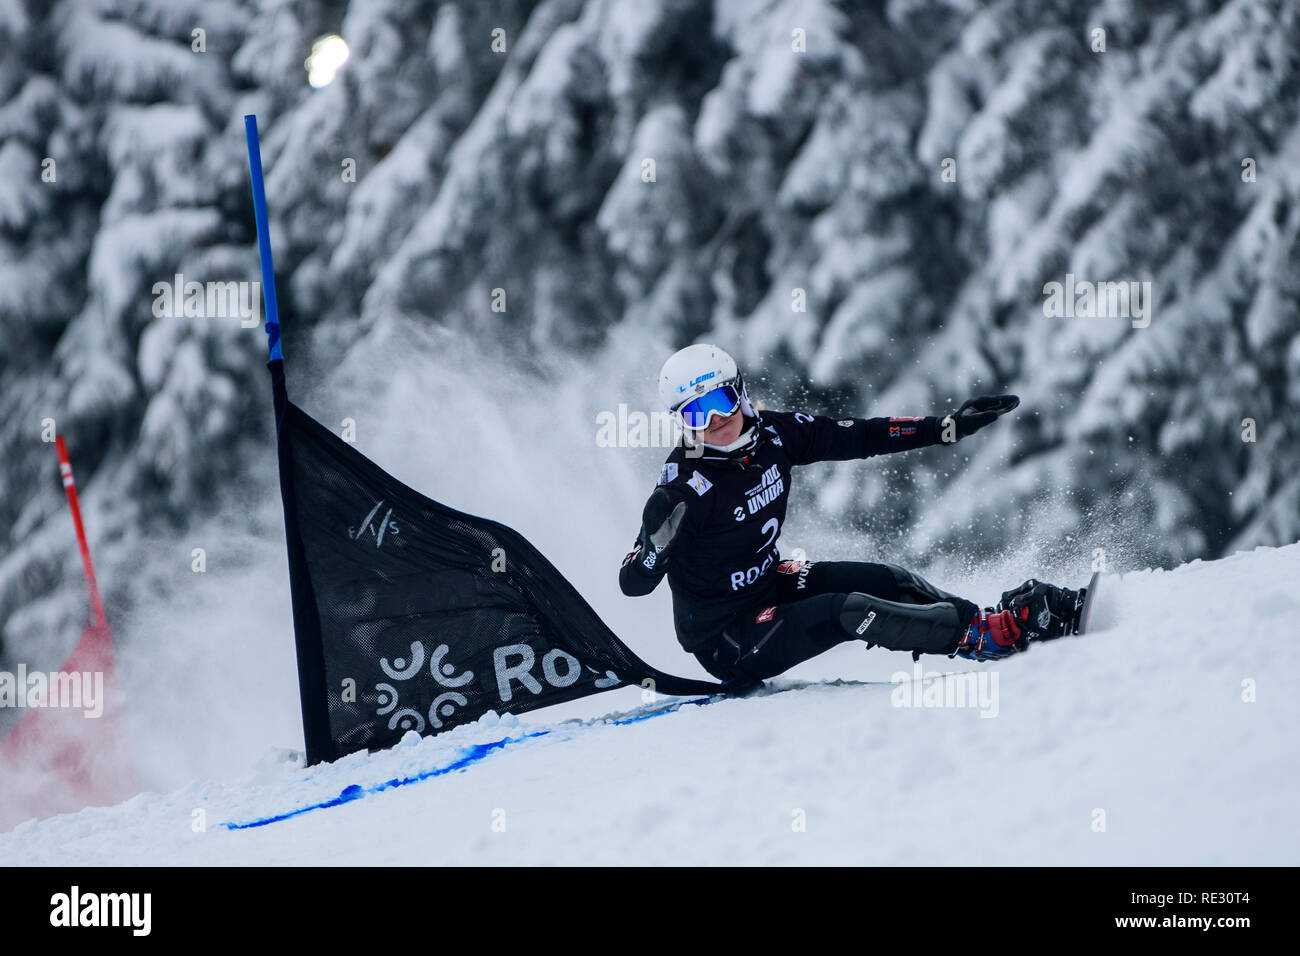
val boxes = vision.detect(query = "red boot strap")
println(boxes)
[988,609,1022,647]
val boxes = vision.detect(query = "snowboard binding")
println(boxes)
[953,606,1028,661]
[953,580,1088,661]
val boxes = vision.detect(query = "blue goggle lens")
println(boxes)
[679,384,741,430]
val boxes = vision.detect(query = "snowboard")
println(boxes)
[1076,571,1102,635]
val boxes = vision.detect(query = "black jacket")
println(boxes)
[619,409,946,652]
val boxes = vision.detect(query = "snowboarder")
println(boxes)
[619,344,1088,692]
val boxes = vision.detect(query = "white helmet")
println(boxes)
[657,344,759,451]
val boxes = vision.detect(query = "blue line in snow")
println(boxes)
[218,697,714,830]
[221,730,550,830]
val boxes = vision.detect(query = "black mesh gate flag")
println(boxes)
[268,361,723,764]
[243,114,715,766]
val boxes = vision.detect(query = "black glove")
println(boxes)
[643,490,686,553]
[625,489,687,575]
[700,646,764,696]
[944,394,1019,442]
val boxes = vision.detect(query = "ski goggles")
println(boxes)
[678,383,741,431]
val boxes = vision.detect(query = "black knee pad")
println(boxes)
[837,591,964,655]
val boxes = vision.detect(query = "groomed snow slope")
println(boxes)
[2,543,1297,865]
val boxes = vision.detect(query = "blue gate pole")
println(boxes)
[244,114,283,363]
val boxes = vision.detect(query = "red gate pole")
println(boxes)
[54,436,107,630]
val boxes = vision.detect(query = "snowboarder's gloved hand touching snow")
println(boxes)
[944,394,1019,442]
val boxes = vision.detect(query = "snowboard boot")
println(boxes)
[999,579,1087,643]
[953,580,1088,661]
[953,607,1027,661]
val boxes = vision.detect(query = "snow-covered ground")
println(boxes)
[2,542,1296,865]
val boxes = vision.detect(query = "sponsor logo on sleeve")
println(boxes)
[657,462,679,486]
[687,471,713,496]
[837,419,854,427]
[756,606,777,623]
[855,611,877,635]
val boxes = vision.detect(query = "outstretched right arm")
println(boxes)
[618,485,692,596]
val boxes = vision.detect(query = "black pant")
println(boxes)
[694,560,979,685]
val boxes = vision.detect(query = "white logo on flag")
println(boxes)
[350,500,399,548]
